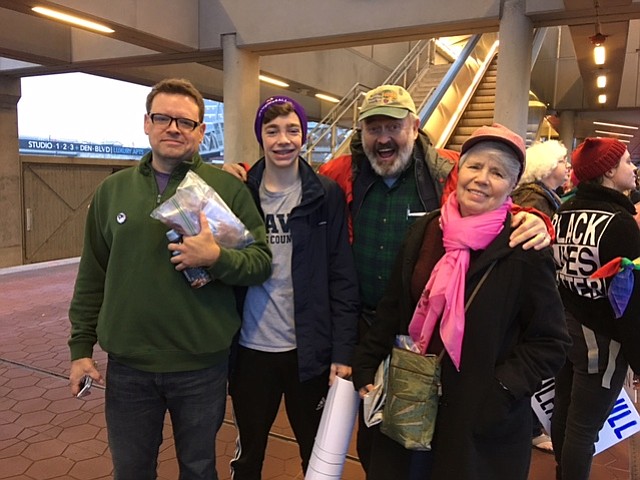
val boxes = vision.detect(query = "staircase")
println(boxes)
[411,64,451,115]
[303,38,445,164]
[445,59,498,152]
[305,33,549,165]
[443,57,548,152]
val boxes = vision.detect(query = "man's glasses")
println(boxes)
[149,113,200,131]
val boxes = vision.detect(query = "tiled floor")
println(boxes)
[0,259,636,479]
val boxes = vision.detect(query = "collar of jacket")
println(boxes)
[575,183,637,215]
[246,156,325,212]
[137,151,202,178]
[519,181,562,209]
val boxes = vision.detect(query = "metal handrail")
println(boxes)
[419,35,481,126]
[422,32,500,149]
[302,82,370,162]
[305,30,551,163]
[384,39,435,87]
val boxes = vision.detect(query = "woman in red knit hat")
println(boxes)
[551,137,640,480]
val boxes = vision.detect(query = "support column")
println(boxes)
[0,77,22,267]
[494,0,533,139]
[559,110,576,155]
[222,33,260,166]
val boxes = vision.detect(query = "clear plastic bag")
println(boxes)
[151,170,254,249]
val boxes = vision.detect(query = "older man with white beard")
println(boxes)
[319,85,457,329]
[319,84,553,473]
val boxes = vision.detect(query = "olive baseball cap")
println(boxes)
[358,85,417,122]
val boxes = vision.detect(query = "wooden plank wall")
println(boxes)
[21,156,137,264]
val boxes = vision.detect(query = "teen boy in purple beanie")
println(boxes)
[229,96,359,479]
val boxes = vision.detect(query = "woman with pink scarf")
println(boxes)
[352,124,570,480]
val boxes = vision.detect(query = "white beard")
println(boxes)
[365,139,414,178]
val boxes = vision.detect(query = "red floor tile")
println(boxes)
[0,260,636,479]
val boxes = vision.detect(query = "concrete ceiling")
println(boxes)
[1,0,640,158]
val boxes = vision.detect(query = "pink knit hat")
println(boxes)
[571,137,627,182]
[461,123,527,180]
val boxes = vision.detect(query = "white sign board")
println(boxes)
[532,374,640,455]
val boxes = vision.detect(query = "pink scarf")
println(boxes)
[408,193,511,370]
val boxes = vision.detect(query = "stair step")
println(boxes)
[466,102,495,111]
[463,110,495,119]
[475,87,496,95]
[458,117,492,127]
[471,95,496,104]
[456,126,485,136]
[448,135,470,146]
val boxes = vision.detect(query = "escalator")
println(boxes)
[306,32,555,166]
[445,58,498,152]
[440,56,550,152]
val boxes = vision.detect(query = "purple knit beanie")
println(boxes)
[254,96,308,146]
[572,137,627,182]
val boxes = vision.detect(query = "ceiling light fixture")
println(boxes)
[597,94,607,104]
[593,45,606,65]
[315,93,340,103]
[32,6,114,33]
[593,121,639,130]
[259,75,289,88]
[589,1,608,66]
[596,75,607,88]
[594,130,634,138]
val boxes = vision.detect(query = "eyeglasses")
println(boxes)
[149,113,201,131]
[363,122,407,137]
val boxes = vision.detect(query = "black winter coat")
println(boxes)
[353,210,570,480]
[552,183,640,372]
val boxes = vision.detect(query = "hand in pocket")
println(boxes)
[474,380,515,438]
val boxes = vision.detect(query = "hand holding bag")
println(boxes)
[379,261,496,451]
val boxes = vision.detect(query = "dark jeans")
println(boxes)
[366,423,433,480]
[532,408,544,437]
[105,356,228,480]
[229,346,329,480]
[550,313,628,480]
[356,311,375,473]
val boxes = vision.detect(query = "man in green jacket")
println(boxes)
[67,78,271,480]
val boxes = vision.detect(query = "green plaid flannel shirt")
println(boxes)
[353,169,425,309]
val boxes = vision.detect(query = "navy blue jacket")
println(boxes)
[244,157,359,382]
